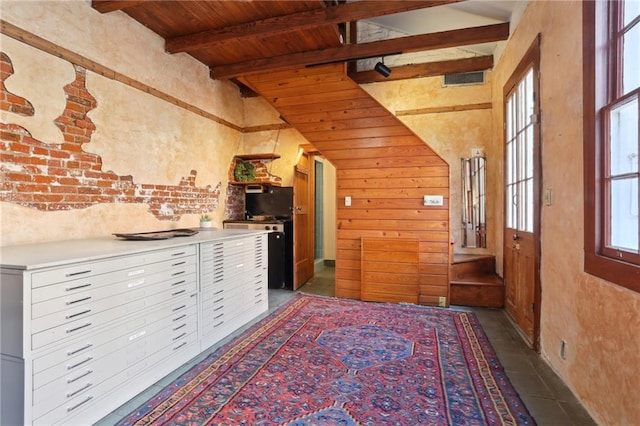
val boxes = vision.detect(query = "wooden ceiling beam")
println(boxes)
[211,22,509,80]
[91,1,146,13]
[349,55,494,84]
[166,0,461,54]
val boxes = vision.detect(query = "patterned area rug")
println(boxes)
[120,294,536,425]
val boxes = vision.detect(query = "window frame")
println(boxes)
[583,0,640,292]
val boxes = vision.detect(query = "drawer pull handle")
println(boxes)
[172,332,187,341]
[213,289,224,295]
[66,283,92,292]
[173,342,187,351]
[255,293,262,298]
[66,323,92,334]
[127,269,145,277]
[171,270,185,276]
[214,305,224,312]
[214,297,224,304]
[67,343,93,356]
[214,321,224,328]
[214,266,224,271]
[172,290,186,297]
[67,395,93,412]
[255,299,263,305]
[173,323,186,331]
[67,356,93,370]
[173,314,187,322]
[171,261,186,267]
[66,270,91,277]
[66,382,92,398]
[172,304,186,312]
[171,251,186,257]
[171,280,186,287]
[127,279,145,288]
[66,296,92,305]
[214,278,224,284]
[67,369,93,384]
[66,309,91,320]
[214,313,224,320]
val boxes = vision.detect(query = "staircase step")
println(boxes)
[450,274,504,308]
[451,254,495,279]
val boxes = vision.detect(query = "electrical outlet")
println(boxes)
[560,340,567,360]
[438,296,446,307]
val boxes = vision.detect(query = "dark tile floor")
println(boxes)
[96,266,597,426]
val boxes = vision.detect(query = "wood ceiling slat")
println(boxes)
[269,89,371,107]
[336,176,449,189]
[284,107,391,124]
[276,97,381,116]
[257,79,359,99]
[293,115,401,133]
[337,165,449,178]
[303,125,413,142]
[329,155,445,169]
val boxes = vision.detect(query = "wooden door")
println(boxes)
[293,151,315,290]
[503,39,541,348]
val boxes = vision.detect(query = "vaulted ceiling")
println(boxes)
[91,0,513,86]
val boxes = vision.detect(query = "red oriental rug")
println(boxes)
[119,294,536,425]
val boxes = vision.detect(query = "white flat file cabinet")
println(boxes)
[0,230,268,425]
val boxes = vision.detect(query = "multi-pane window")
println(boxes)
[602,0,640,262]
[584,0,640,292]
[506,68,535,233]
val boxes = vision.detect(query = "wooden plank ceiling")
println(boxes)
[241,64,450,305]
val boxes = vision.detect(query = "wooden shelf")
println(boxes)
[235,153,281,161]
[229,181,281,186]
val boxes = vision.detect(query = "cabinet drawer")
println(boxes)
[31,271,196,335]
[32,255,196,304]
[32,280,197,350]
[31,245,196,289]
[32,301,197,390]
[33,333,199,426]
[32,263,196,319]
[32,319,198,417]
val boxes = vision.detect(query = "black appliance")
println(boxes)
[245,186,293,219]
[223,219,293,290]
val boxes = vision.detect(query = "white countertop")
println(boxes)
[0,229,268,271]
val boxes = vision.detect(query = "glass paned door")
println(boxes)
[506,68,535,232]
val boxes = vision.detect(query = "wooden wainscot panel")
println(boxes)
[361,237,419,304]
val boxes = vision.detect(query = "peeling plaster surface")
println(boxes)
[0,35,73,144]
[492,1,640,424]
[1,0,243,127]
[87,73,240,187]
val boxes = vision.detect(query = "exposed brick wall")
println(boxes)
[0,52,221,221]
[224,183,245,220]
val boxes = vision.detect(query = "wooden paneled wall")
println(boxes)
[242,64,450,306]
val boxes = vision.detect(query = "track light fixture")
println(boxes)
[374,57,391,78]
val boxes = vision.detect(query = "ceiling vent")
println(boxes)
[443,71,485,87]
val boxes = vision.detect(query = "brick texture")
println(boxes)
[0,52,220,221]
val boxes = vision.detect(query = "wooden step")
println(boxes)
[451,254,495,279]
[450,274,504,308]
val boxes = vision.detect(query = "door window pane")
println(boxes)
[610,177,639,251]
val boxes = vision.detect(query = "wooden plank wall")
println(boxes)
[242,64,450,306]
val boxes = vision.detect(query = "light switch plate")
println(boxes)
[345,196,352,207]
[424,195,443,206]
